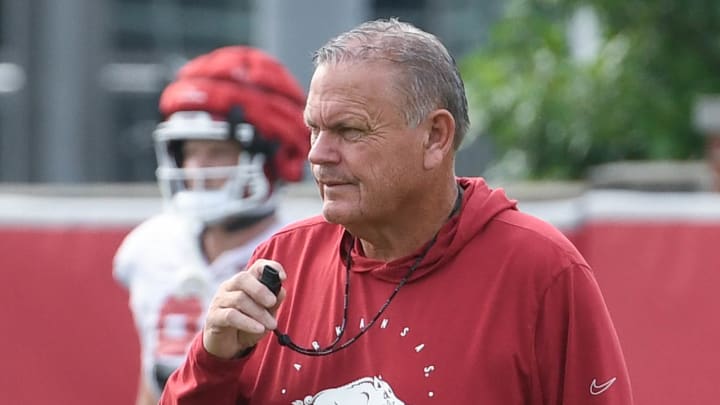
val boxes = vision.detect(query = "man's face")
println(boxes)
[304,61,430,229]
[181,138,242,190]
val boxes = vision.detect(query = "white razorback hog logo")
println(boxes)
[292,376,405,405]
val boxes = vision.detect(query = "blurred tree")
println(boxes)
[460,0,719,180]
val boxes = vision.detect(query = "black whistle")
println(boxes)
[259,265,282,296]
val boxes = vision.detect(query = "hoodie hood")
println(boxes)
[348,177,518,282]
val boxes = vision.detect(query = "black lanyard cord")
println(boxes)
[273,233,438,356]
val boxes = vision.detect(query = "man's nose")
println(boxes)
[308,131,340,165]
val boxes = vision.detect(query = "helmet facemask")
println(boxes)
[153,46,310,227]
[154,111,277,226]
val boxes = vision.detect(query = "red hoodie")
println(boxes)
[161,177,633,404]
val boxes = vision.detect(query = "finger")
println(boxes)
[215,290,278,330]
[222,268,282,308]
[206,306,267,335]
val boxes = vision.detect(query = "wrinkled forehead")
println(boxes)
[305,61,405,120]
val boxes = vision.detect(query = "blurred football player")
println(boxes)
[113,46,310,405]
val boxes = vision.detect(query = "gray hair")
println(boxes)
[313,18,470,149]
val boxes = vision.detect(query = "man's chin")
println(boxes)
[320,209,342,224]
[320,205,354,225]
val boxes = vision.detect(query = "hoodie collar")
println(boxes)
[346,177,517,283]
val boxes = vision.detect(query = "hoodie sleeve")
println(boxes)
[159,333,247,405]
[534,264,634,404]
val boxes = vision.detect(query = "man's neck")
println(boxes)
[354,182,460,261]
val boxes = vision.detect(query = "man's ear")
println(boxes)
[423,109,456,170]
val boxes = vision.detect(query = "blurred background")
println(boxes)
[1,0,719,404]
[1,0,719,186]
[0,0,503,183]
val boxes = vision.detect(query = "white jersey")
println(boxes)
[113,212,286,396]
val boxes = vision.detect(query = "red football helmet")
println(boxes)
[153,46,309,224]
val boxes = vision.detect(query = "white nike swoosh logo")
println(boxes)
[590,377,617,395]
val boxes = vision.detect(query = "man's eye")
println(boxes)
[339,127,363,139]
[309,127,320,141]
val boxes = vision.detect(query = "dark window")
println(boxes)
[110,0,251,54]
[112,93,161,181]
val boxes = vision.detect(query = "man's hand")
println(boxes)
[202,259,286,359]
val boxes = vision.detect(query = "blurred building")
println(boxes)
[0,0,500,183]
